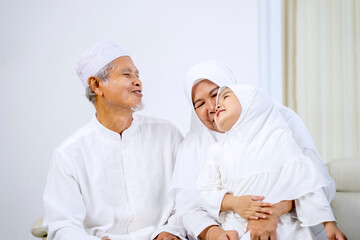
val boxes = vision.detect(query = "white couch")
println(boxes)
[326,157,360,240]
[31,157,360,240]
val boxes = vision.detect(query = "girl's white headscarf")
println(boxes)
[172,60,239,190]
[215,84,330,203]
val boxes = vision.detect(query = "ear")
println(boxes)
[88,76,103,96]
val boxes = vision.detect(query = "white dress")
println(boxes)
[198,84,335,240]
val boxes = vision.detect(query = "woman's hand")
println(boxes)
[221,194,273,219]
[154,232,180,240]
[245,200,293,240]
[324,221,347,240]
[199,226,238,240]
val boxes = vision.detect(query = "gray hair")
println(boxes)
[85,62,116,104]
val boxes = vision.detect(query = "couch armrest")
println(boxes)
[31,217,47,238]
[326,157,360,192]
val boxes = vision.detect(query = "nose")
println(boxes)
[133,77,142,88]
[215,105,220,112]
[208,99,216,114]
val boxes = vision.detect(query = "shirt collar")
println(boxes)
[91,114,139,141]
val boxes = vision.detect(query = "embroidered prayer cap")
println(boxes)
[75,41,129,87]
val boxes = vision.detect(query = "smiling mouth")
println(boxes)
[216,109,224,117]
[132,90,143,97]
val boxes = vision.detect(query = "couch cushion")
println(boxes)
[331,192,360,240]
[326,157,360,192]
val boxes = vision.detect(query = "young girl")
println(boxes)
[198,84,346,240]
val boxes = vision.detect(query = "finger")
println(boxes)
[270,232,277,240]
[327,235,335,240]
[248,210,268,219]
[245,215,260,220]
[254,201,273,207]
[337,234,347,240]
[250,195,265,201]
[250,231,259,240]
[254,206,272,215]
[227,231,239,240]
[260,234,270,240]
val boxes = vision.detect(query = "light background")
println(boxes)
[0,0,281,239]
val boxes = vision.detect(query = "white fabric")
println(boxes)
[198,84,335,239]
[173,60,237,190]
[43,114,186,240]
[171,61,335,239]
[184,60,239,133]
[75,41,129,87]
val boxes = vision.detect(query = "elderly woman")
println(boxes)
[171,61,336,240]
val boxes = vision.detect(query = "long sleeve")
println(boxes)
[151,211,187,240]
[178,190,219,240]
[295,188,336,227]
[151,129,187,240]
[150,190,188,240]
[197,145,230,222]
[303,149,336,202]
[43,150,99,240]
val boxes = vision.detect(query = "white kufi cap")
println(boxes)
[75,41,129,87]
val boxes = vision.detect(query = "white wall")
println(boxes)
[0,0,259,239]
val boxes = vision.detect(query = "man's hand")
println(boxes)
[154,231,180,240]
[324,222,347,240]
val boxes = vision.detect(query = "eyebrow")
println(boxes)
[122,68,140,75]
[210,86,220,96]
[193,86,219,107]
[219,90,231,99]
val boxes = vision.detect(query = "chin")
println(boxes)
[131,101,145,112]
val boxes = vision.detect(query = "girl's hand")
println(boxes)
[221,194,273,220]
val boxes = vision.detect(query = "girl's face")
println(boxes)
[214,88,242,132]
[192,80,223,132]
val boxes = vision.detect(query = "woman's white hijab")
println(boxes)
[185,60,239,132]
[172,60,238,190]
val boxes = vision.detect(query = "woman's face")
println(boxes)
[192,80,223,132]
[214,88,242,132]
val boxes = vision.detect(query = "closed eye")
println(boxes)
[194,102,204,109]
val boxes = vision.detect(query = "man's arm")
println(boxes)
[44,150,99,240]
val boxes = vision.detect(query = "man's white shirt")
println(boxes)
[44,114,185,240]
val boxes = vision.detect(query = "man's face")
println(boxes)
[192,80,222,132]
[214,88,242,132]
[99,56,143,112]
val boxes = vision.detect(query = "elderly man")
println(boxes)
[43,41,185,240]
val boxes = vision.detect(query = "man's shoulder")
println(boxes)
[135,114,181,135]
[55,120,94,152]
